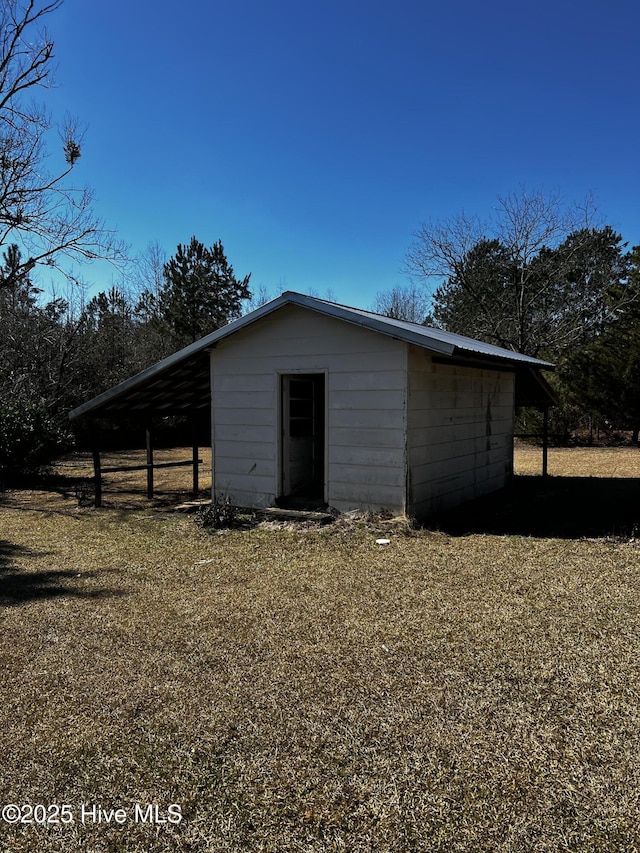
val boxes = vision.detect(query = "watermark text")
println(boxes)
[1,803,182,826]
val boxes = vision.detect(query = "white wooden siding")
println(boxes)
[211,307,517,517]
[211,304,407,512]
[406,346,515,517]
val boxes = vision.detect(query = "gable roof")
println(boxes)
[291,293,553,366]
[69,290,554,420]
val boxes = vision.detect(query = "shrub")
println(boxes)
[196,495,238,529]
[0,395,72,478]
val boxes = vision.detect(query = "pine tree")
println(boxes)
[152,237,251,348]
[563,246,640,443]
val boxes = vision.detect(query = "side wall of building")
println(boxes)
[406,346,515,518]
[211,304,408,513]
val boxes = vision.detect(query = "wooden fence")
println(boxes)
[92,427,202,507]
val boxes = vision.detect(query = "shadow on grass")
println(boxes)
[0,469,209,511]
[0,539,127,607]
[0,470,81,494]
[430,476,640,540]
[0,472,90,516]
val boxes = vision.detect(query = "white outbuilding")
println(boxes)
[70,291,555,517]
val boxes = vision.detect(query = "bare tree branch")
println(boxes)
[372,283,431,324]
[0,0,126,281]
[405,188,628,357]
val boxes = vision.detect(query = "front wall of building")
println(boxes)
[210,305,408,513]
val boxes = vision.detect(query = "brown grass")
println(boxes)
[0,451,639,851]
[514,444,640,478]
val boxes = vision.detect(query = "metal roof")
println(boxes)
[293,293,554,367]
[69,291,554,420]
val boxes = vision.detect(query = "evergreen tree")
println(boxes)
[80,286,138,393]
[0,244,72,474]
[426,226,630,359]
[429,239,517,348]
[405,191,638,439]
[563,246,640,443]
[142,236,251,349]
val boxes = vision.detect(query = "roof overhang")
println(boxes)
[69,351,212,420]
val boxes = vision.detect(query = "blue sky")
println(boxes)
[44,0,640,308]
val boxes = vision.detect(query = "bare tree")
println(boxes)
[132,240,166,301]
[403,188,630,356]
[406,188,595,287]
[244,283,274,313]
[0,0,125,280]
[372,283,431,324]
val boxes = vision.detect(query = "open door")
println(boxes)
[280,374,325,506]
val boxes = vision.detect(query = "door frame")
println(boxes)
[276,369,328,504]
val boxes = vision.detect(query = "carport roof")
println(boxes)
[69,291,555,420]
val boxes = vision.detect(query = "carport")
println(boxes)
[69,339,212,506]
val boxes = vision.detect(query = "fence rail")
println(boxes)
[100,459,201,474]
[514,433,562,440]
[92,441,202,507]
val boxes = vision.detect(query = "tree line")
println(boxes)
[0,236,252,475]
[376,190,640,445]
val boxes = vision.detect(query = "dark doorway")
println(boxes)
[280,374,325,507]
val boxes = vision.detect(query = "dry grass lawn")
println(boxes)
[514,444,640,478]
[0,448,639,851]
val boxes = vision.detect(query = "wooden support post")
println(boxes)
[92,446,102,508]
[542,406,549,478]
[146,425,154,499]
